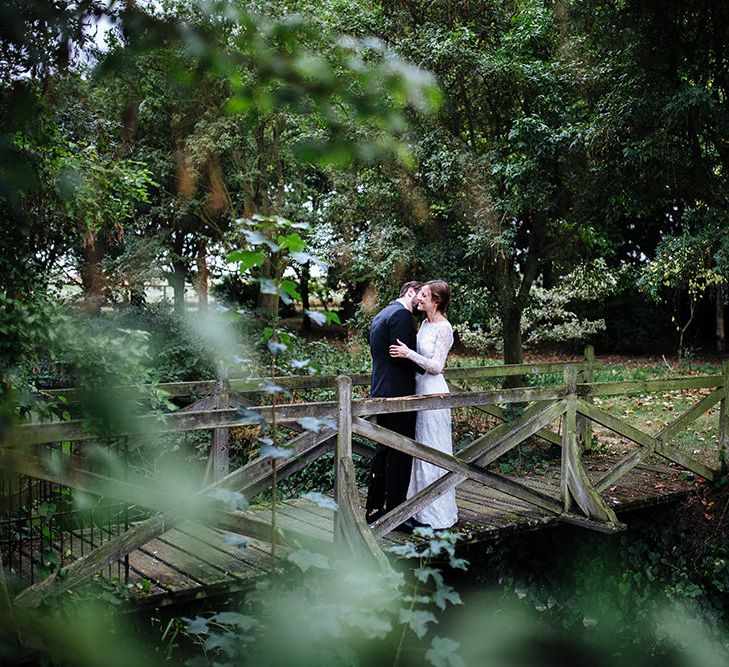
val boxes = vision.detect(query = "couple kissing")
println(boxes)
[365,280,458,532]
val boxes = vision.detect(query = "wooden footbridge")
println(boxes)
[1,352,727,608]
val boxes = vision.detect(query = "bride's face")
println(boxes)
[416,286,434,312]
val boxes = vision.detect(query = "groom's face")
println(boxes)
[408,288,420,308]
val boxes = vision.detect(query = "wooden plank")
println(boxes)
[577,345,595,452]
[335,376,352,540]
[353,417,562,517]
[467,401,562,447]
[337,457,392,573]
[472,400,566,467]
[595,446,655,493]
[141,537,228,586]
[581,376,724,397]
[561,392,619,525]
[719,361,729,471]
[655,387,725,443]
[125,548,199,592]
[6,387,568,446]
[577,399,717,482]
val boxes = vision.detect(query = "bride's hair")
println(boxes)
[425,280,450,313]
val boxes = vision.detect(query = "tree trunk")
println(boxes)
[170,259,186,314]
[196,242,209,311]
[502,303,524,388]
[718,284,726,353]
[79,228,105,312]
[300,261,311,333]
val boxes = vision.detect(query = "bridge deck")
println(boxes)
[107,454,692,607]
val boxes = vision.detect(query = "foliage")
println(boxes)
[178,528,467,666]
[455,259,622,353]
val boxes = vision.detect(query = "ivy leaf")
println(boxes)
[386,543,420,558]
[279,279,302,301]
[426,637,465,667]
[291,358,310,369]
[210,612,258,630]
[203,632,238,655]
[287,549,331,573]
[301,491,339,511]
[260,278,278,295]
[267,339,287,356]
[414,566,444,587]
[235,407,268,428]
[243,229,280,251]
[297,416,336,433]
[277,232,306,253]
[227,249,265,271]
[399,609,437,639]
[223,534,250,549]
[260,382,289,396]
[277,287,292,305]
[289,251,328,270]
[432,584,462,610]
[305,310,327,326]
[324,311,341,325]
[260,445,293,460]
[207,488,249,511]
[449,556,469,571]
[183,616,209,635]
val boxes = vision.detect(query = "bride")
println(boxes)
[389,279,458,529]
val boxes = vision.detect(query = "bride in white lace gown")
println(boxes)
[389,280,458,529]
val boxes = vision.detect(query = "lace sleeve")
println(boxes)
[406,323,453,375]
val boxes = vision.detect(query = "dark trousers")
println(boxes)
[365,411,416,523]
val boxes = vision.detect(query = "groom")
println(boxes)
[365,281,423,524]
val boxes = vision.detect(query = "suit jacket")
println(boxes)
[369,301,422,398]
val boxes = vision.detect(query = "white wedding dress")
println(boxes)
[405,319,459,529]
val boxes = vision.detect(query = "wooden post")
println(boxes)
[577,345,594,452]
[335,375,352,541]
[720,360,729,472]
[209,361,230,482]
[561,365,577,512]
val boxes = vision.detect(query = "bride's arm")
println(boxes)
[405,326,453,375]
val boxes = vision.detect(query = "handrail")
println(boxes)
[40,359,599,401]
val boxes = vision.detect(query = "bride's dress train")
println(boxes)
[405,320,458,529]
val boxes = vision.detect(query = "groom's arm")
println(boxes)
[389,310,424,375]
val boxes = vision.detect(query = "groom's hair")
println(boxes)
[399,281,423,297]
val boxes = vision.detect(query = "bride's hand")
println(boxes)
[389,339,411,358]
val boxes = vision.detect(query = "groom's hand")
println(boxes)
[389,338,410,358]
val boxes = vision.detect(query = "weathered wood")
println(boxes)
[472,400,566,467]
[447,383,562,447]
[560,367,576,512]
[561,392,619,525]
[577,345,595,452]
[337,456,391,573]
[41,361,597,404]
[335,376,353,541]
[581,376,724,397]
[5,386,569,446]
[557,513,625,533]
[209,361,230,482]
[352,417,562,514]
[655,386,725,443]
[576,399,716,482]
[595,445,655,493]
[15,515,170,608]
[720,361,729,471]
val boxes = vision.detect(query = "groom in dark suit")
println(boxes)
[365,281,423,524]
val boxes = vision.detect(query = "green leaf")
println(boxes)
[399,609,437,639]
[301,491,339,511]
[432,584,462,610]
[278,232,307,253]
[287,549,331,573]
[228,249,265,272]
[305,310,327,326]
[183,616,209,635]
[267,339,287,356]
[210,612,258,630]
[260,445,293,460]
[426,637,465,667]
[297,416,336,433]
[279,279,302,301]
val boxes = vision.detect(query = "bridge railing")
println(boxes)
[2,353,728,606]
